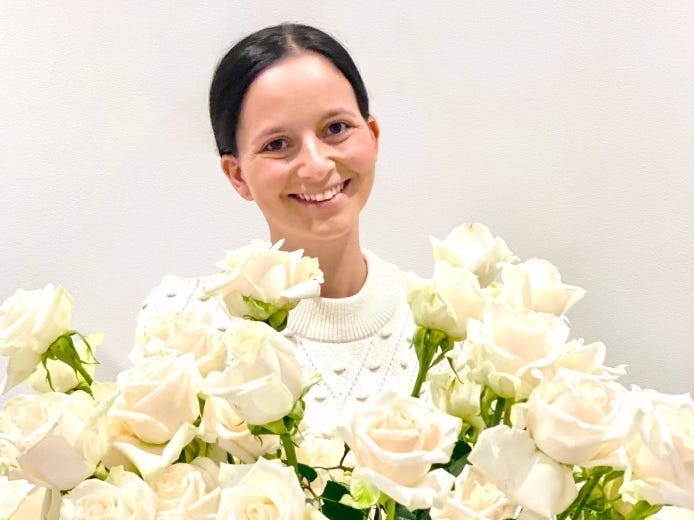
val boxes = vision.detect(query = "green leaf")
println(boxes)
[297,462,317,483]
[320,499,366,520]
[322,481,350,502]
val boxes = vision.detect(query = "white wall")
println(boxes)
[1,1,692,393]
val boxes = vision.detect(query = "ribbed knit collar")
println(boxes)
[287,250,403,343]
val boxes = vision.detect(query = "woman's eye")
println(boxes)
[263,138,288,152]
[326,121,349,136]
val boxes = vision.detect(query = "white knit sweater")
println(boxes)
[137,251,419,433]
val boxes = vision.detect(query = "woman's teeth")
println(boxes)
[295,181,346,202]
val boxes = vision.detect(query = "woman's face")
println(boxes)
[221,52,379,247]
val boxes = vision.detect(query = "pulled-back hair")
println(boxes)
[209,23,370,157]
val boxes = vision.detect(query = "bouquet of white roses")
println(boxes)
[0,224,692,520]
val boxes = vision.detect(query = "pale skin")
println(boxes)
[220,52,380,298]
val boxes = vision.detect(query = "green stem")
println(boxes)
[411,365,428,397]
[479,387,497,427]
[490,396,506,427]
[385,498,396,520]
[502,398,514,426]
[280,433,299,476]
[565,471,602,517]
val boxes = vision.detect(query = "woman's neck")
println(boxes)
[275,229,366,298]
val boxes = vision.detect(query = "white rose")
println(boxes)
[430,466,516,520]
[464,303,570,399]
[131,312,227,377]
[108,354,201,444]
[60,467,157,520]
[295,430,346,495]
[338,390,461,511]
[620,389,694,509]
[0,391,108,490]
[468,425,578,518]
[427,368,484,432]
[407,261,488,339]
[204,239,323,318]
[202,321,303,426]
[649,507,694,520]
[104,422,198,481]
[0,284,73,392]
[198,395,279,463]
[147,457,220,518]
[27,332,102,393]
[524,369,633,467]
[431,223,515,287]
[546,339,626,380]
[500,258,586,316]
[217,458,305,519]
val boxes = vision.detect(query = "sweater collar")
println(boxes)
[287,250,403,342]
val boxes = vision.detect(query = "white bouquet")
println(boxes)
[0,224,691,520]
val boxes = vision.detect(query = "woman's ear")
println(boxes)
[367,115,380,152]
[220,154,253,200]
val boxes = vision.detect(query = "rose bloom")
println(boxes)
[468,425,578,518]
[198,395,279,463]
[0,391,107,490]
[524,369,633,468]
[131,311,228,377]
[407,261,488,340]
[147,457,220,518]
[27,332,102,394]
[108,354,201,444]
[338,390,461,511]
[431,223,515,287]
[620,389,694,509]
[60,467,157,520]
[430,466,516,520]
[464,303,570,399]
[204,239,323,318]
[217,458,305,519]
[500,258,586,316]
[427,367,484,432]
[0,284,73,392]
[201,320,303,426]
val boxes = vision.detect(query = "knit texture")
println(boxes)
[137,251,418,433]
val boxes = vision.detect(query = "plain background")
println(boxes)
[1,1,692,393]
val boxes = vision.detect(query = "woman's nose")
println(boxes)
[295,137,334,179]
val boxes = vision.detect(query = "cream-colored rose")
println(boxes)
[546,339,626,380]
[500,258,586,316]
[620,389,694,509]
[147,457,220,518]
[27,332,102,394]
[464,303,570,399]
[468,425,578,518]
[217,458,305,519]
[0,391,108,490]
[201,321,302,426]
[430,466,516,520]
[524,369,633,467]
[431,223,515,287]
[295,430,346,495]
[0,284,74,392]
[407,261,488,340]
[60,467,157,520]
[204,239,323,318]
[108,354,201,444]
[198,395,279,463]
[131,312,227,377]
[427,368,484,432]
[338,390,461,511]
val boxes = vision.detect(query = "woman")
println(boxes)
[140,24,417,430]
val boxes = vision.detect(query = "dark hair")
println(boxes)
[209,23,370,157]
